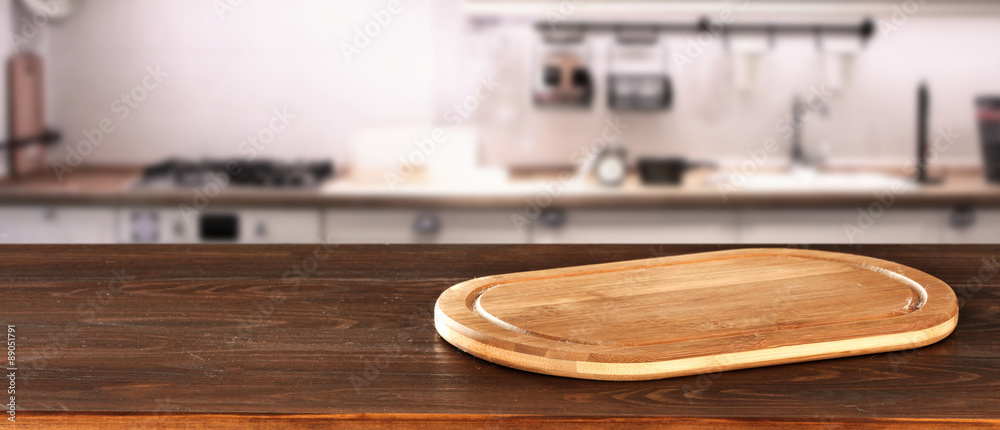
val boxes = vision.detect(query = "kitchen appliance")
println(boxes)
[127,159,331,244]
[435,248,957,381]
[532,30,593,108]
[606,29,673,111]
[607,73,673,111]
[139,159,334,189]
[348,127,493,185]
[977,95,1000,184]
[121,207,323,244]
[638,157,714,185]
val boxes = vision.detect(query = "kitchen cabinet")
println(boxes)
[117,207,322,243]
[239,209,322,243]
[0,206,117,243]
[530,209,946,244]
[942,208,1000,243]
[0,204,991,245]
[532,210,738,244]
[117,207,188,243]
[737,209,946,244]
[324,209,528,244]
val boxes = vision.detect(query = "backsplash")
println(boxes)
[22,0,1000,170]
[465,15,1000,168]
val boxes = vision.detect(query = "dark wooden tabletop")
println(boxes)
[2,244,998,429]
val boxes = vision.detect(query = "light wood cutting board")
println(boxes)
[434,248,959,381]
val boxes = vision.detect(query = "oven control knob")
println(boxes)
[539,208,567,228]
[413,212,441,235]
[130,211,160,243]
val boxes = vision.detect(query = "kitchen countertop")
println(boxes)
[0,166,999,208]
[3,244,999,429]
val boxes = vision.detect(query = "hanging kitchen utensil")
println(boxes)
[606,28,673,111]
[435,248,957,381]
[532,27,594,109]
[693,42,734,121]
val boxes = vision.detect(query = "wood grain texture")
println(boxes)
[14,413,1000,429]
[435,249,959,380]
[0,244,998,429]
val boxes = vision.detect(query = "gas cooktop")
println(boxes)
[138,159,334,189]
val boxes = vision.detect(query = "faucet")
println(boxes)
[790,94,828,169]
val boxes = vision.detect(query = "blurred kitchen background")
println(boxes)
[1,0,999,244]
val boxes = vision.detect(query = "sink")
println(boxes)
[708,169,918,192]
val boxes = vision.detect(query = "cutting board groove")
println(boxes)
[434,248,958,381]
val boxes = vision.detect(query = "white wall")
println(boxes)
[45,0,436,166]
[36,1,1000,170]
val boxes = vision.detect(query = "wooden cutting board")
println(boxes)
[434,248,959,381]
[8,52,47,178]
